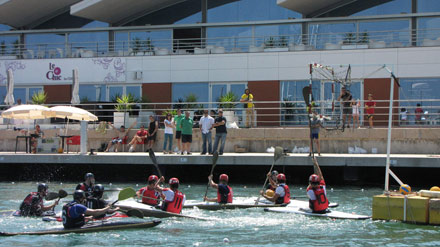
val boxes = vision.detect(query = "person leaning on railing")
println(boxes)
[240,88,254,128]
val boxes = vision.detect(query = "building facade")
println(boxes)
[0,0,440,126]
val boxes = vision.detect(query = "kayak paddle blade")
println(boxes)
[45,192,59,201]
[58,189,68,199]
[149,149,157,165]
[274,146,284,162]
[118,187,137,201]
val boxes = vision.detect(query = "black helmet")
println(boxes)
[73,190,86,201]
[37,183,48,192]
[84,173,94,180]
[92,184,104,198]
[271,170,279,176]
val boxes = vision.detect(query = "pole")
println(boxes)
[80,120,88,155]
[384,68,395,191]
[308,64,314,157]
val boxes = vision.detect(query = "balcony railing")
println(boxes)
[0,28,440,60]
[1,99,439,129]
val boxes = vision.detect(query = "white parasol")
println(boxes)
[71,69,80,105]
[4,69,15,106]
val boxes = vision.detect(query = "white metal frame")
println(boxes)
[106,84,142,101]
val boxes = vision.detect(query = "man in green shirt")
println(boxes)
[180,111,194,155]
[173,109,184,153]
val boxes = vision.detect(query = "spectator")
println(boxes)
[29,124,44,154]
[163,113,175,154]
[128,125,148,152]
[351,99,360,129]
[213,109,227,155]
[415,103,424,125]
[400,108,408,125]
[146,115,158,151]
[337,87,352,129]
[105,121,136,152]
[309,114,323,156]
[16,98,22,105]
[180,111,193,155]
[365,94,376,128]
[240,88,254,128]
[199,110,214,155]
[174,109,184,153]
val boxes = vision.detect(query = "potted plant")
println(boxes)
[31,91,47,105]
[218,92,238,126]
[113,93,137,128]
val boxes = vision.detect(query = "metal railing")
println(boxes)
[1,99,439,129]
[0,27,440,59]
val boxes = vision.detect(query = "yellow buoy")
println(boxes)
[399,184,411,195]
[265,189,275,197]
[430,186,440,192]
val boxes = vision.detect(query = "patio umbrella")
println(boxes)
[48,105,97,121]
[71,69,80,105]
[1,104,50,120]
[4,69,15,106]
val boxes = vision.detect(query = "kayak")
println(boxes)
[183,202,287,210]
[264,207,370,220]
[116,200,207,220]
[0,220,161,236]
[288,200,339,209]
[12,210,56,217]
[42,212,128,222]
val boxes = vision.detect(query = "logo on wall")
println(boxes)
[46,63,62,80]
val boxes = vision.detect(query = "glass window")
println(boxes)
[0,86,6,104]
[417,17,440,43]
[109,86,124,102]
[359,20,410,46]
[207,0,301,23]
[207,26,252,51]
[13,88,26,104]
[68,32,109,55]
[399,78,440,125]
[352,0,411,16]
[280,81,320,125]
[418,0,440,13]
[211,84,227,106]
[126,85,141,100]
[172,83,209,106]
[0,35,20,56]
[129,30,172,52]
[79,85,106,102]
[25,33,66,58]
[309,23,356,49]
[115,32,129,53]
[255,24,302,46]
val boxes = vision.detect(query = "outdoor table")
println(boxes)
[15,136,32,153]
[59,135,73,152]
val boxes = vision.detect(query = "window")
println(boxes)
[207,0,301,23]
[352,0,411,16]
[309,23,357,49]
[25,33,66,58]
[255,24,302,46]
[206,26,252,51]
[79,85,106,102]
[417,17,440,44]
[107,85,141,102]
[418,0,440,13]
[399,78,440,125]
[280,81,321,125]
[359,20,410,46]
[209,82,247,108]
[12,87,43,104]
[172,83,209,108]
[68,32,109,55]
[0,86,6,104]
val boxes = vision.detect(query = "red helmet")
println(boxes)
[169,177,180,185]
[219,174,229,182]
[276,173,286,182]
[309,174,320,183]
[148,175,158,182]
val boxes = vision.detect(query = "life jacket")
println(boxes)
[275,184,291,204]
[62,201,85,229]
[77,183,93,197]
[217,185,233,204]
[139,187,160,206]
[162,190,184,214]
[266,184,276,191]
[307,186,329,212]
[86,198,106,209]
[19,192,43,216]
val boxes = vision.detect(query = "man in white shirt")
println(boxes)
[199,110,215,155]
[154,176,185,214]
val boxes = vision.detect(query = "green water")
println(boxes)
[0,182,439,246]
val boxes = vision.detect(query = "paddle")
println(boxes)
[203,152,219,201]
[111,187,137,206]
[46,189,68,201]
[149,149,162,178]
[255,147,284,205]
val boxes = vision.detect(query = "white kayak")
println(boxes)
[183,199,338,210]
[116,200,207,220]
[264,207,370,220]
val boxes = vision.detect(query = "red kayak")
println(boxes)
[42,212,128,222]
